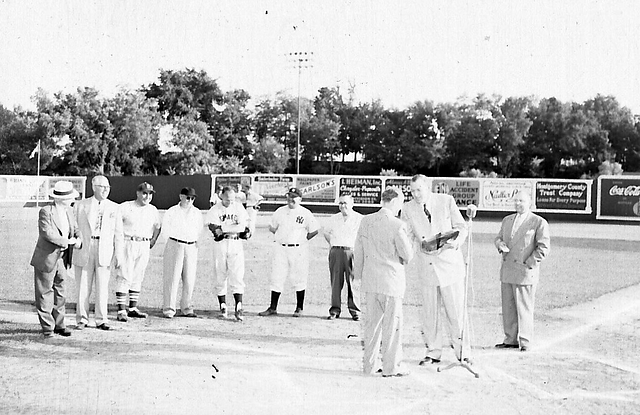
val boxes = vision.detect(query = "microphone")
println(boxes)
[466,204,478,219]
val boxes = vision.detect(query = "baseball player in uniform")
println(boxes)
[259,187,319,317]
[243,183,264,234]
[206,186,250,321]
[161,187,204,318]
[115,182,162,322]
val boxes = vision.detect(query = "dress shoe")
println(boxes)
[181,312,198,318]
[258,308,277,317]
[327,314,338,320]
[75,322,87,330]
[292,308,303,318]
[117,313,129,322]
[495,343,519,349]
[351,314,360,321]
[382,371,410,378]
[520,346,530,352]
[54,328,72,337]
[419,356,441,365]
[43,332,54,338]
[235,308,244,322]
[96,323,111,331]
[127,309,148,318]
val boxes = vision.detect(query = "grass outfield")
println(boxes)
[1,206,639,315]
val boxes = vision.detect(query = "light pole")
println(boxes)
[287,51,313,174]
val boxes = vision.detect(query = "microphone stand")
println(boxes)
[438,209,480,378]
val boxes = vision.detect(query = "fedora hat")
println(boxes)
[49,180,79,200]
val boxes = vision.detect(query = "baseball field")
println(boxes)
[1,206,639,415]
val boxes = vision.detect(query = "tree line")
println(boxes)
[1,68,638,178]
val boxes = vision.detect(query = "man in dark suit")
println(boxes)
[30,181,82,338]
[494,191,550,352]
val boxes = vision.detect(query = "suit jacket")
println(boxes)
[72,197,123,268]
[495,212,550,285]
[354,208,413,298]
[401,194,467,287]
[30,204,81,273]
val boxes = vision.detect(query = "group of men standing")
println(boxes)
[30,173,550,381]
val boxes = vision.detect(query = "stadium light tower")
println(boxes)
[287,51,313,174]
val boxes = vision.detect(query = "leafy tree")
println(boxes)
[497,96,533,177]
[250,136,288,173]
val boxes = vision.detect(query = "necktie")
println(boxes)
[95,201,103,233]
[511,214,522,238]
[423,204,431,223]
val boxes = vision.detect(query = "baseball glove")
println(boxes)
[208,224,224,242]
[239,227,252,240]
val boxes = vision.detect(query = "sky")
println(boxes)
[1,0,639,113]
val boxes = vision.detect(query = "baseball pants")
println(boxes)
[501,282,536,347]
[246,207,258,234]
[270,244,309,292]
[116,240,150,293]
[75,240,111,325]
[162,238,198,317]
[420,281,470,360]
[362,293,404,376]
[328,247,360,317]
[213,239,245,296]
[34,258,67,334]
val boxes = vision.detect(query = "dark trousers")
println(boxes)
[34,259,67,334]
[328,247,360,317]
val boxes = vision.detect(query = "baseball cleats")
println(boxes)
[258,308,277,317]
[54,328,72,337]
[419,356,441,365]
[96,323,111,331]
[128,308,148,318]
[117,312,129,322]
[292,308,303,318]
[219,305,228,319]
[75,322,87,330]
[235,308,244,322]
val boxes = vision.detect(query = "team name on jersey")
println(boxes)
[220,213,239,223]
[296,216,305,224]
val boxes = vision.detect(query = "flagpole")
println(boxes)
[35,139,41,208]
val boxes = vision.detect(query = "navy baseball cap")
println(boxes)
[285,187,302,198]
[137,182,155,194]
[180,187,197,197]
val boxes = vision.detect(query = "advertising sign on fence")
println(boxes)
[213,175,251,192]
[252,175,294,202]
[480,180,534,211]
[597,175,640,221]
[0,175,86,203]
[296,175,338,203]
[384,177,413,202]
[535,180,592,213]
[432,178,480,207]
[339,177,383,205]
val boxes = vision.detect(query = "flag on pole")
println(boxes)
[29,141,41,159]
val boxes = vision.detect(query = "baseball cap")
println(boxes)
[180,187,197,197]
[285,187,302,198]
[137,182,155,194]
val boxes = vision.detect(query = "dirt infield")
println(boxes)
[1,207,639,414]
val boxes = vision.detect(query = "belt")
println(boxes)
[223,234,239,240]
[126,236,151,242]
[169,237,196,245]
[332,246,353,250]
[90,236,100,240]
[281,244,300,247]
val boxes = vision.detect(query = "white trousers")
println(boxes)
[162,239,198,317]
[362,293,404,376]
[420,282,470,360]
[115,240,150,293]
[213,239,245,296]
[75,239,110,325]
[270,245,309,292]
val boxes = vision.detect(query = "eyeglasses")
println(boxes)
[185,196,195,201]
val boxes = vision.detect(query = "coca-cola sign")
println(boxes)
[597,176,640,221]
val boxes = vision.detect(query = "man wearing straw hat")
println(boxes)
[30,180,82,338]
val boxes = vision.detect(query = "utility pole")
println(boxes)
[287,51,313,174]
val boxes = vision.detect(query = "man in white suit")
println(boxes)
[401,174,469,365]
[354,187,413,377]
[73,175,123,330]
[494,191,550,352]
